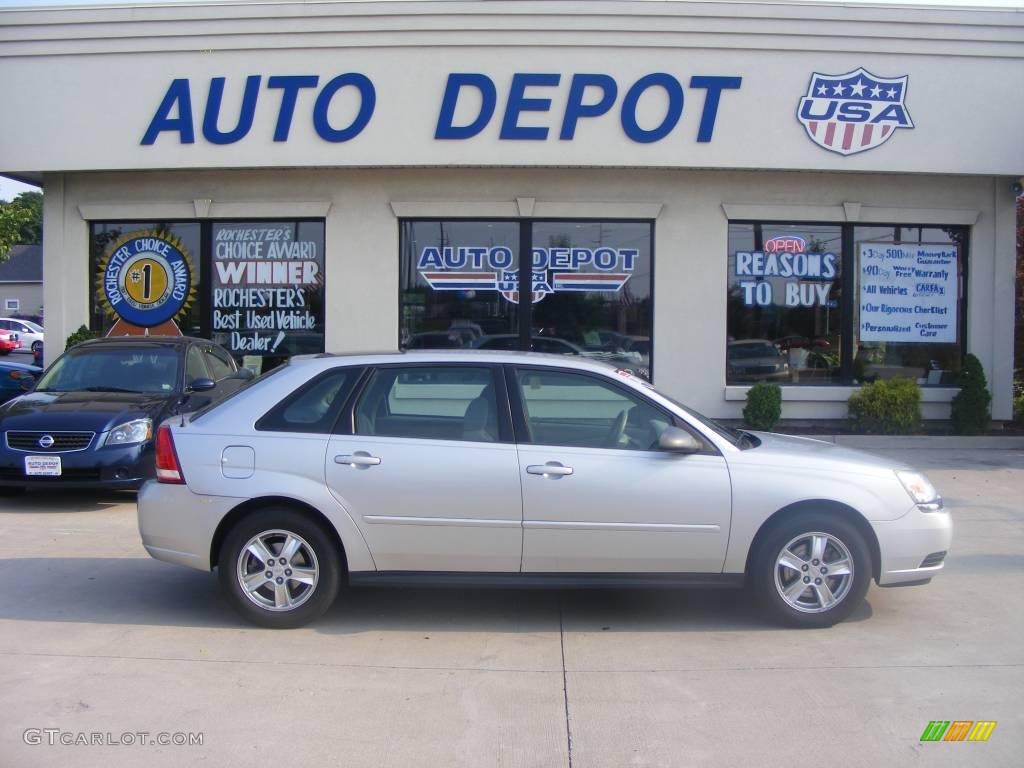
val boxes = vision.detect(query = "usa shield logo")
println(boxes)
[797,67,914,156]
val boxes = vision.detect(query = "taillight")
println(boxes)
[155,424,185,484]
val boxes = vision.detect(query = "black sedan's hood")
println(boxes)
[0,390,180,433]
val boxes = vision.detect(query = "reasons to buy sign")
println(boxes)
[858,243,957,343]
[210,221,325,355]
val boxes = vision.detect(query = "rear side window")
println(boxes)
[256,368,359,433]
[355,366,500,443]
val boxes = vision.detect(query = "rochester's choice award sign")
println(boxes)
[211,221,325,356]
[858,243,957,343]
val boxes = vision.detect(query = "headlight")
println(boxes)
[102,418,153,447]
[896,470,943,511]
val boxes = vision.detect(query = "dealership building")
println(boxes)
[1,0,1022,420]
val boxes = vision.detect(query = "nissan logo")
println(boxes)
[38,434,54,449]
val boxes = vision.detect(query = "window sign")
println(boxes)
[734,235,839,309]
[210,221,325,356]
[417,245,638,304]
[858,243,958,343]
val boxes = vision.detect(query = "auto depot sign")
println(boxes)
[141,72,743,147]
[1,42,1021,175]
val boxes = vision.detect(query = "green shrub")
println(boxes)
[743,381,782,431]
[1014,391,1024,424]
[848,378,921,434]
[64,324,99,350]
[950,354,991,434]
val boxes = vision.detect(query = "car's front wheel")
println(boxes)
[218,508,341,629]
[31,341,42,353]
[751,513,871,628]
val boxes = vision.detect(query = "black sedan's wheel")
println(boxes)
[218,509,341,629]
[751,513,871,628]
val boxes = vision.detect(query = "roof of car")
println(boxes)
[75,335,212,347]
[289,348,623,374]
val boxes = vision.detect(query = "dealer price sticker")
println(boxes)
[25,456,61,476]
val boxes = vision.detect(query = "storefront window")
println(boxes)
[90,219,326,369]
[399,221,521,349]
[399,220,653,378]
[853,226,964,385]
[727,221,967,386]
[727,223,843,384]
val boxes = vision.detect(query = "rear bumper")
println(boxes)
[871,503,953,586]
[138,480,243,572]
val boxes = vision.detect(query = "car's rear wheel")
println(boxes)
[751,513,871,628]
[218,508,341,629]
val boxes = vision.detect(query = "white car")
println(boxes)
[138,351,951,629]
[0,318,43,353]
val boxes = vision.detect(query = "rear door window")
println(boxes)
[354,366,502,443]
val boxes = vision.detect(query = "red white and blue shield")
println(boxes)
[797,67,914,156]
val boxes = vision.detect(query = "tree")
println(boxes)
[0,204,32,261]
[10,191,42,244]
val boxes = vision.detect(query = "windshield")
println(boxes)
[35,347,182,394]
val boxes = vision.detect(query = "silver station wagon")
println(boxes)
[138,351,952,629]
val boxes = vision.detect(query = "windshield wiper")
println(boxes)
[83,386,142,393]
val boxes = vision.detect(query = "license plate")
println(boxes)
[25,455,61,476]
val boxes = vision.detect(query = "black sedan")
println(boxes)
[0,336,252,491]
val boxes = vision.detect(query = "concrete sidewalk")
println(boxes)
[0,446,1021,767]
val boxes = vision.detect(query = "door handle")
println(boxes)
[527,462,573,478]
[334,453,381,467]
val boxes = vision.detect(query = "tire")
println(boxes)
[750,512,872,629]
[217,508,342,629]
[31,341,42,353]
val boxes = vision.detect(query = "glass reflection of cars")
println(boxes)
[727,340,789,382]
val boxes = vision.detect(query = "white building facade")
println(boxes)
[1,0,1021,420]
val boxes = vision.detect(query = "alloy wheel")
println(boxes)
[236,529,320,612]
[773,531,854,613]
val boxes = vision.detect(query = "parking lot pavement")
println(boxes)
[0,447,1021,767]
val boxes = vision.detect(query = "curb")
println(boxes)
[795,435,1024,450]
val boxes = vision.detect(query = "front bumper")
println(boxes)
[871,503,953,586]
[0,443,153,489]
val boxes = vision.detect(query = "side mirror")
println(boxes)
[188,377,216,392]
[231,367,255,381]
[658,426,703,454]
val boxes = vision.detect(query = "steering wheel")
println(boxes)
[604,409,628,448]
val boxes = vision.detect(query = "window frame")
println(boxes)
[727,219,969,386]
[4,299,19,311]
[398,217,656,379]
[344,361,515,443]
